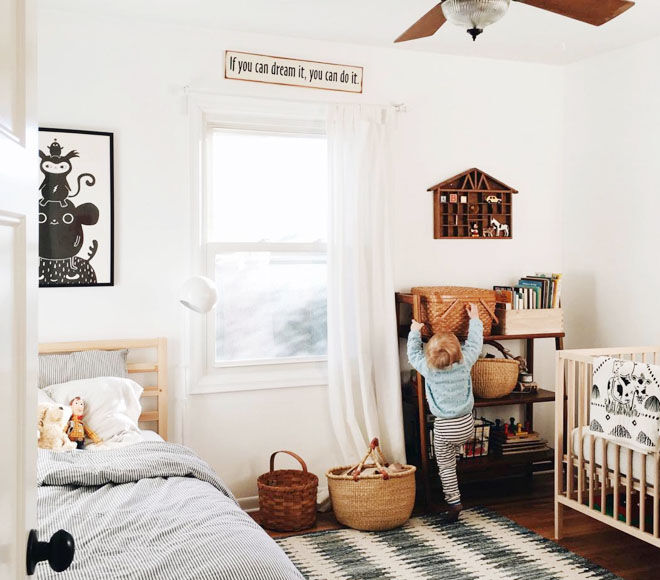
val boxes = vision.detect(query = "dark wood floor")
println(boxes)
[252,473,660,580]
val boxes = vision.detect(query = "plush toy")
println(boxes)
[67,396,101,449]
[38,404,77,451]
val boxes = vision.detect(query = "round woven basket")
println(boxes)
[326,439,416,531]
[471,358,519,399]
[257,451,318,532]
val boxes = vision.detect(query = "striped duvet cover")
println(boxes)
[36,442,303,580]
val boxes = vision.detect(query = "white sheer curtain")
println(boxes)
[327,104,405,464]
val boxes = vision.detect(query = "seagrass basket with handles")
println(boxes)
[326,438,416,532]
[257,450,318,532]
[471,341,524,399]
[411,286,500,339]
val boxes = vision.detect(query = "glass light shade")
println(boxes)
[442,0,511,29]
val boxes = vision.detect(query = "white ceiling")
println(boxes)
[41,0,660,65]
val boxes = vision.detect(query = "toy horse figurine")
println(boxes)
[490,218,510,237]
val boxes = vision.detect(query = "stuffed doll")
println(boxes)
[67,396,101,449]
[38,403,77,451]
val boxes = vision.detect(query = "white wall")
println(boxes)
[563,37,660,349]
[38,8,565,502]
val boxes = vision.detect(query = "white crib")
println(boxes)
[556,346,660,548]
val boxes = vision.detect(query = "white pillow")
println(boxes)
[44,377,143,442]
[37,389,56,407]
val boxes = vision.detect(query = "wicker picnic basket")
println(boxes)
[326,438,416,532]
[411,286,500,339]
[257,450,318,532]
[471,342,524,399]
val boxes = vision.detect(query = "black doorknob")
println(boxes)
[26,529,75,575]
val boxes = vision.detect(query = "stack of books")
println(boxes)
[490,429,549,456]
[494,272,562,310]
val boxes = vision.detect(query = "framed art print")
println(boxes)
[38,128,114,287]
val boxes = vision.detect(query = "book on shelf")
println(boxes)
[490,431,542,444]
[499,443,550,456]
[490,429,550,456]
[494,272,562,311]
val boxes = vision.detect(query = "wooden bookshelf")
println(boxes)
[473,388,555,408]
[396,292,564,507]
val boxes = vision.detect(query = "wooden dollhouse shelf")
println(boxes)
[429,168,518,240]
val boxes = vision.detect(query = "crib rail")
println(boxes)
[556,347,660,548]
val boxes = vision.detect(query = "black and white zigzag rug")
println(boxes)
[276,507,619,579]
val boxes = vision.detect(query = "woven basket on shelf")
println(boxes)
[257,450,318,532]
[411,286,500,339]
[326,438,416,532]
[471,341,524,399]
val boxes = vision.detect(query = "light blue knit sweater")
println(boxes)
[407,319,484,419]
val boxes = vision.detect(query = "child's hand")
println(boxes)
[466,303,479,320]
[411,319,425,333]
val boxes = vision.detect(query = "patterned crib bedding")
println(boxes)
[571,427,659,487]
[36,442,303,580]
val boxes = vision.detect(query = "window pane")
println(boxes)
[210,130,327,243]
[214,252,327,363]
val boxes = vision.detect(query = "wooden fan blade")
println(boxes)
[395,3,447,43]
[514,0,634,26]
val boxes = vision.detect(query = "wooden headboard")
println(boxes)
[38,338,168,440]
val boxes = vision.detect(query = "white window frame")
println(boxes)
[187,95,329,395]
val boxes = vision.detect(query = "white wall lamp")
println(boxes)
[177,275,218,445]
[179,275,218,314]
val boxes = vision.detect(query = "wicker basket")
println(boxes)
[411,286,500,339]
[326,439,416,532]
[471,342,523,399]
[257,451,318,532]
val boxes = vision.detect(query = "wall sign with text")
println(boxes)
[225,51,363,94]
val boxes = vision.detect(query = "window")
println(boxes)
[206,126,328,368]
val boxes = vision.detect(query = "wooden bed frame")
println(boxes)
[556,346,660,548]
[38,338,168,440]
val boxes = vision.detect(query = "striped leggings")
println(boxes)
[433,413,474,505]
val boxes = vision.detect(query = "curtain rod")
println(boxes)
[183,85,406,112]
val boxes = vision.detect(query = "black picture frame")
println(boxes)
[38,127,114,287]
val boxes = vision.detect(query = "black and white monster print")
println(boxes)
[590,357,660,453]
[39,139,95,205]
[38,139,99,286]
[604,359,653,417]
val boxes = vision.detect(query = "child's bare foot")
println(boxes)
[446,503,462,523]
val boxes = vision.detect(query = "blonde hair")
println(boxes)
[426,332,463,370]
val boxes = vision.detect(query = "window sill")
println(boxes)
[189,360,328,395]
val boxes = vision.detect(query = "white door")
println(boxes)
[0,0,38,577]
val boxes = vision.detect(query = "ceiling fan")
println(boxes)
[395,0,635,42]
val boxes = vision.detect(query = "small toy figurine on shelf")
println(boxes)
[470,222,480,238]
[483,225,496,238]
[67,397,101,449]
[516,371,539,393]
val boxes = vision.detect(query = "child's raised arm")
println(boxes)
[407,320,428,374]
[462,304,484,367]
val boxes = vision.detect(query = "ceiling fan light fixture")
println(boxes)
[442,0,511,39]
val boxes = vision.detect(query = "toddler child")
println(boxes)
[407,303,483,522]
